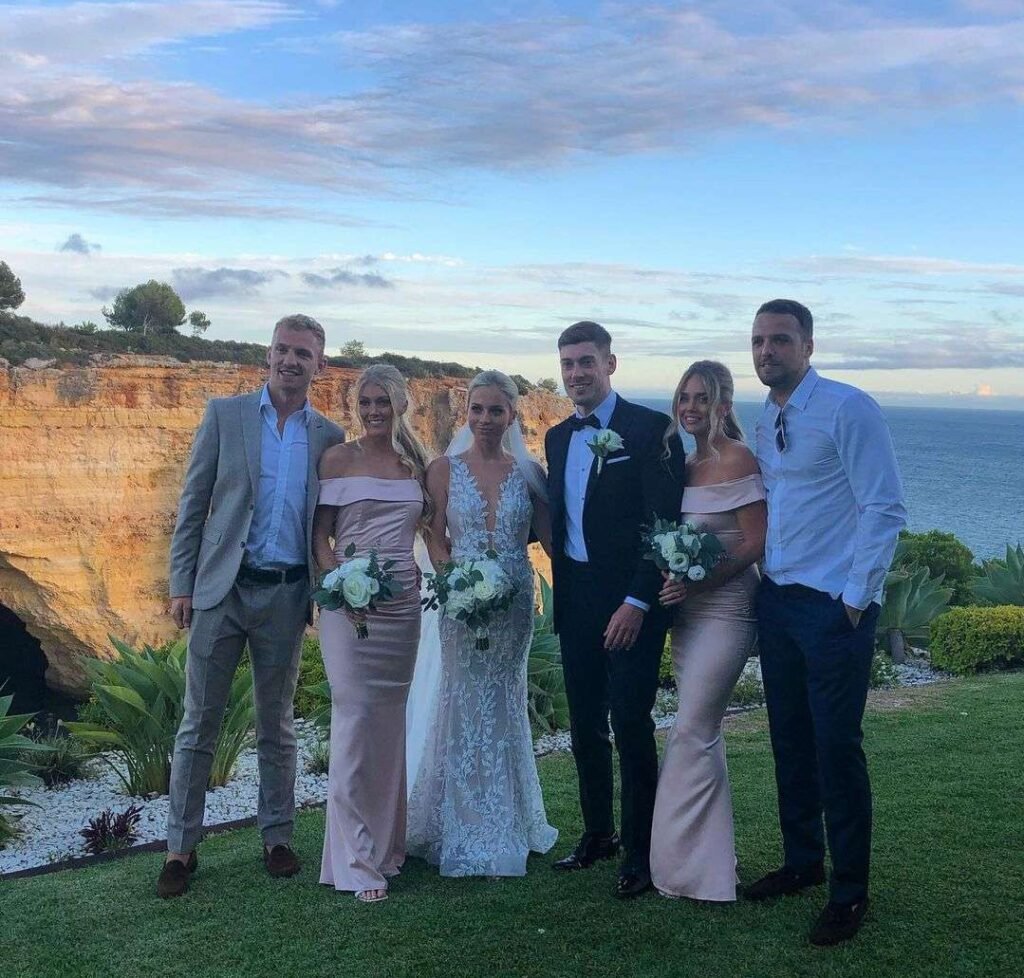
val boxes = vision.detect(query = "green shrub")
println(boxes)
[729,670,764,708]
[930,606,1024,674]
[25,729,90,787]
[895,530,976,605]
[65,637,255,796]
[305,737,330,776]
[972,543,1024,606]
[659,636,674,687]
[870,652,899,689]
[294,637,327,719]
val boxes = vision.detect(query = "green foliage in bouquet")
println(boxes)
[972,543,1024,607]
[313,544,402,639]
[528,574,569,734]
[930,605,1024,674]
[65,637,255,796]
[642,517,726,582]
[876,564,953,662]
[894,530,976,605]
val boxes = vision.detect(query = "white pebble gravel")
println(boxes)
[0,721,328,875]
[2,658,947,875]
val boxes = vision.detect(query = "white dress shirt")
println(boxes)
[755,367,907,609]
[564,390,648,612]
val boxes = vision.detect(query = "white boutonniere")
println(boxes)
[587,428,625,475]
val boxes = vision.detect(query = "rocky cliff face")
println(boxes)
[0,357,567,694]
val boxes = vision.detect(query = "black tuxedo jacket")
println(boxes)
[545,395,686,634]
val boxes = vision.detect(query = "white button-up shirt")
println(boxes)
[564,390,648,611]
[755,367,907,609]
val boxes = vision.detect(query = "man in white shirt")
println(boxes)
[745,299,906,947]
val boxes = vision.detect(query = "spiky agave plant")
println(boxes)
[972,543,1024,606]
[876,566,953,663]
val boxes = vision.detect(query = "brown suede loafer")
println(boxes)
[156,851,198,899]
[263,844,301,878]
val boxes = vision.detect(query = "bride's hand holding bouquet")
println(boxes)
[422,550,519,650]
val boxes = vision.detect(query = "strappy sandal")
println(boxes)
[355,888,388,903]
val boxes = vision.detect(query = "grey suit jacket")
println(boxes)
[169,390,345,611]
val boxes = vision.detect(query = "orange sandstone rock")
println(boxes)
[0,358,566,694]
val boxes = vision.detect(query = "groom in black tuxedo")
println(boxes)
[545,321,684,898]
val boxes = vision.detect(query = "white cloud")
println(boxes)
[3,2,1024,218]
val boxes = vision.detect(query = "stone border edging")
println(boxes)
[0,802,327,882]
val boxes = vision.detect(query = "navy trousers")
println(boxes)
[756,577,880,905]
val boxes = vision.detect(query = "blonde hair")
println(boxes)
[467,369,520,412]
[272,313,326,352]
[355,364,432,508]
[663,360,744,459]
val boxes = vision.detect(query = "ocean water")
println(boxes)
[633,399,1023,561]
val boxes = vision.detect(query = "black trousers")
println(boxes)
[558,559,666,871]
[756,577,880,905]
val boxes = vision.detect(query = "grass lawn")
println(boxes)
[3,673,1022,978]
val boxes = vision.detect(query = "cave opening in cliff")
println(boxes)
[0,602,79,725]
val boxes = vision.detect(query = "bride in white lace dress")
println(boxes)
[406,370,558,877]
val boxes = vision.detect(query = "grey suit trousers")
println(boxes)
[166,577,309,854]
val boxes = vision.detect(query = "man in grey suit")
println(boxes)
[157,314,345,898]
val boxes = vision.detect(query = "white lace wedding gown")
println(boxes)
[406,456,558,876]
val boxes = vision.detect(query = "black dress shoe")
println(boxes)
[552,833,620,871]
[156,851,197,899]
[809,897,869,946]
[743,863,826,901]
[614,868,652,900]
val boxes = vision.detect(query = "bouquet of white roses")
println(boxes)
[641,517,726,583]
[422,550,519,650]
[313,543,402,639]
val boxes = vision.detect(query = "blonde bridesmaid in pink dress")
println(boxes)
[650,361,767,903]
[312,365,431,903]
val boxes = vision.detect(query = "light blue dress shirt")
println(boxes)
[244,385,312,569]
[754,367,907,609]
[563,390,648,612]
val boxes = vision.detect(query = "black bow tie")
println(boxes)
[568,414,601,432]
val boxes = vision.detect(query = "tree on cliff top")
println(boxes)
[103,280,210,336]
[0,261,25,311]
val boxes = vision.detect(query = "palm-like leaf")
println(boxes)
[972,543,1024,606]
[0,694,43,825]
[528,574,569,734]
[66,637,255,796]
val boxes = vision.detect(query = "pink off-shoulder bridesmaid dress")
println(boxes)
[317,476,423,894]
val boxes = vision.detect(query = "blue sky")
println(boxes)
[3,0,1023,405]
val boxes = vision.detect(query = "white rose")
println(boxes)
[322,567,344,590]
[593,428,624,452]
[340,556,371,578]
[341,571,374,608]
[668,553,690,574]
[445,588,475,616]
[657,534,678,559]
[686,564,706,582]
[473,577,500,601]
